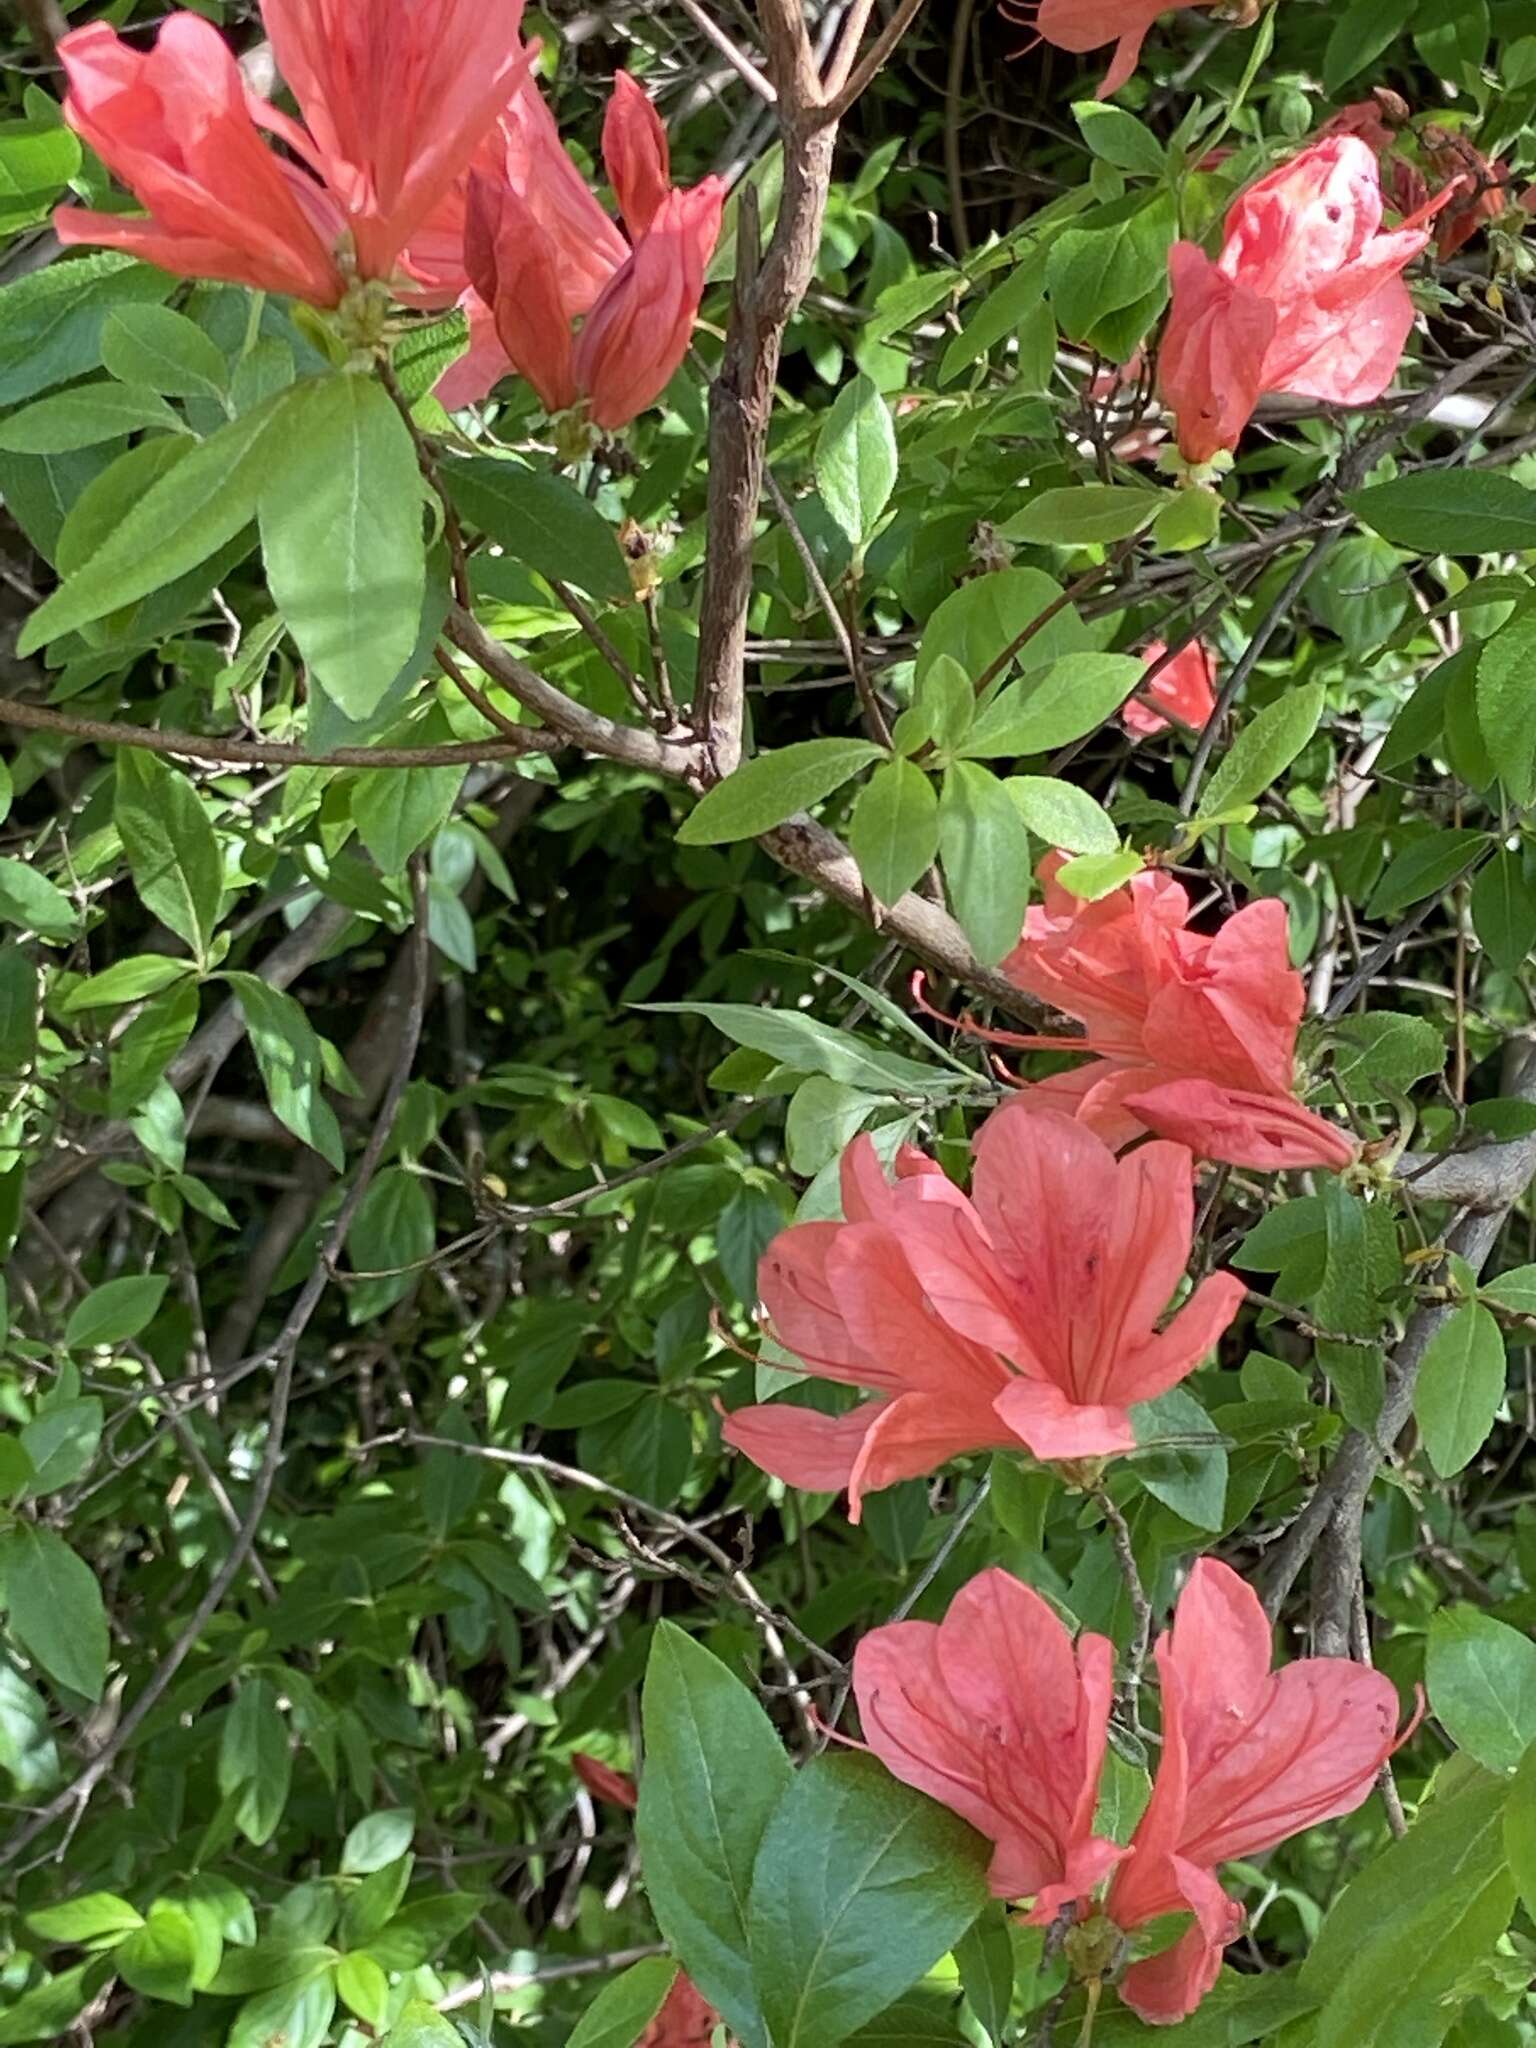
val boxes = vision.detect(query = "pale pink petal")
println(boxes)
[720,1397,881,1493]
[993,1378,1138,1461]
[847,1390,1017,1520]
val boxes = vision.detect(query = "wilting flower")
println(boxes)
[572,1757,727,2047]
[1122,638,1218,739]
[1105,1560,1407,2022]
[853,1568,1123,1911]
[454,68,723,424]
[54,17,349,304]
[1159,134,1454,462]
[999,855,1358,1172]
[722,1100,1243,1488]
[55,0,530,302]
[853,1559,1407,2027]
[1027,0,1220,99]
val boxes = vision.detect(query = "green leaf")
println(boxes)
[381,2001,466,2048]
[916,568,1086,684]
[18,392,283,651]
[1477,604,1536,804]
[997,484,1160,547]
[1132,1387,1228,1531]
[746,1750,988,2048]
[1151,485,1221,555]
[342,1808,416,1875]
[101,303,229,397]
[63,1274,168,1350]
[1471,850,1536,972]
[1046,191,1176,352]
[0,251,174,408]
[0,115,81,234]
[1350,470,1536,555]
[962,652,1144,756]
[62,954,192,1012]
[1367,828,1489,919]
[849,758,939,904]
[0,1524,108,1699]
[336,1953,390,2028]
[218,1677,292,1847]
[0,950,35,1076]
[352,759,466,874]
[1054,847,1145,900]
[0,858,78,941]
[1331,1013,1445,1101]
[1427,1608,1536,1773]
[1482,1264,1536,1314]
[940,248,1048,382]
[226,973,345,1169]
[227,1973,336,2048]
[0,381,181,451]
[635,1620,795,2048]
[0,1961,97,2045]
[1324,0,1415,89]
[1072,101,1167,175]
[1414,1302,1506,1478]
[114,749,223,965]
[447,457,631,602]
[1303,1772,1515,2048]
[1196,683,1324,820]
[20,1398,102,1495]
[1005,775,1118,854]
[954,1904,1014,2047]
[259,374,426,721]
[116,1902,200,2006]
[1504,1740,1536,1924]
[816,374,899,547]
[26,1893,143,1945]
[0,1654,60,1796]
[346,1168,435,1323]
[567,1958,681,2048]
[678,740,883,845]
[1089,1974,1316,2046]
[938,760,1033,968]
[109,979,199,1115]
[641,1001,956,1095]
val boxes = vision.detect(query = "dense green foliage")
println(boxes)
[7,1,1536,2045]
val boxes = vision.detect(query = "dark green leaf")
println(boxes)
[0,1525,108,1699]
[1414,1303,1505,1477]
[114,749,223,964]
[678,740,884,845]
[448,457,631,602]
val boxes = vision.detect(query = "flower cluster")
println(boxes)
[51,0,720,427]
[854,1560,1407,2023]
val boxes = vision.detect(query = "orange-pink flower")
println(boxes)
[853,1568,1123,1912]
[854,1560,1407,2025]
[54,17,349,305]
[55,0,531,302]
[721,1100,1243,1496]
[1122,638,1218,739]
[999,856,1357,1172]
[1031,0,1219,98]
[1106,1561,1407,2022]
[1159,134,1454,462]
[451,68,723,423]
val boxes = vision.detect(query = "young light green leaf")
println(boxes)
[1054,847,1145,901]
[1195,682,1324,820]
[962,653,1144,757]
[997,484,1160,547]
[115,749,223,966]
[816,374,899,547]
[1005,774,1118,853]
[848,758,939,904]
[938,760,1033,968]
[678,739,883,845]
[225,973,345,1169]
[567,1959,681,2048]
[62,954,192,1012]
[0,857,78,941]
[1414,1302,1506,1477]
[63,1274,168,1350]
[258,373,426,721]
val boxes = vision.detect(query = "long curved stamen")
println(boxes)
[910,971,1099,1054]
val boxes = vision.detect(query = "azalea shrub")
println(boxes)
[8,0,1536,2045]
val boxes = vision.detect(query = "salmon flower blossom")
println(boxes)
[1158,134,1455,463]
[1123,638,1218,739]
[855,1560,1408,2026]
[1011,0,1221,99]
[454,68,724,423]
[571,1757,727,2048]
[852,1568,1124,1912]
[721,1099,1244,1501]
[54,0,531,305]
[992,854,1358,1173]
[1105,1560,1408,2021]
